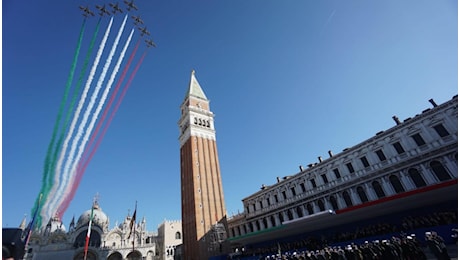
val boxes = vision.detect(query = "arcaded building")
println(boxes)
[227,95,458,249]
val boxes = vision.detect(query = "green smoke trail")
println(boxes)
[41,17,103,227]
[33,19,87,229]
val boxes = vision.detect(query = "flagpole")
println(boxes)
[133,201,137,252]
[84,197,95,260]
[24,193,43,257]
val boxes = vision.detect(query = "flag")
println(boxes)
[84,204,94,260]
[127,205,136,239]
[24,194,42,248]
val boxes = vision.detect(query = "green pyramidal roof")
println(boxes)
[186,70,208,100]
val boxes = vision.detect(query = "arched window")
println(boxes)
[255,220,261,231]
[409,168,427,188]
[329,195,338,210]
[262,218,268,229]
[306,203,314,215]
[430,160,451,181]
[342,191,353,207]
[317,199,325,211]
[357,186,369,203]
[270,215,276,227]
[175,231,181,240]
[296,206,304,218]
[390,175,405,193]
[372,181,386,198]
[278,212,284,223]
[287,209,294,220]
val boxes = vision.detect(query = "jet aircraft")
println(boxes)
[79,6,95,17]
[138,26,150,36]
[96,4,111,16]
[124,0,138,11]
[131,15,144,25]
[145,39,156,48]
[110,2,123,14]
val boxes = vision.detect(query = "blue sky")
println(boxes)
[3,0,457,231]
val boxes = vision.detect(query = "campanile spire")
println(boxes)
[178,70,229,259]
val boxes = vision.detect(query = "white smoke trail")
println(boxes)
[41,17,114,225]
[47,15,128,221]
[59,28,135,212]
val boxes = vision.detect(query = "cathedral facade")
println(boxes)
[24,200,182,260]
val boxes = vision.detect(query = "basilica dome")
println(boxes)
[77,202,109,230]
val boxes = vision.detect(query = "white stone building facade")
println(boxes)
[227,96,458,246]
[156,220,182,260]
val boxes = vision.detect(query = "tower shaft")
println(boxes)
[179,71,227,259]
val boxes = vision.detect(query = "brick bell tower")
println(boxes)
[178,70,229,259]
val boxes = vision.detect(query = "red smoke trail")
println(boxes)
[81,39,140,168]
[45,17,114,223]
[57,47,146,218]
[51,15,130,219]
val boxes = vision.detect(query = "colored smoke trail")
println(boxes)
[57,28,135,218]
[42,17,114,225]
[84,50,147,174]
[47,15,128,220]
[33,19,86,228]
[57,39,141,217]
[44,18,103,225]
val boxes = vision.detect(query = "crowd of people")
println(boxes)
[231,210,457,260]
[329,211,457,244]
[401,211,457,231]
[262,234,428,260]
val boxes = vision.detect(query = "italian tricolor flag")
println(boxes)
[84,205,94,260]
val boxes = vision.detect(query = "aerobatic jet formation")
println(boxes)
[138,26,150,36]
[79,6,95,17]
[145,39,156,48]
[77,2,157,46]
[96,4,111,16]
[124,0,138,11]
[109,2,123,14]
[131,15,144,25]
